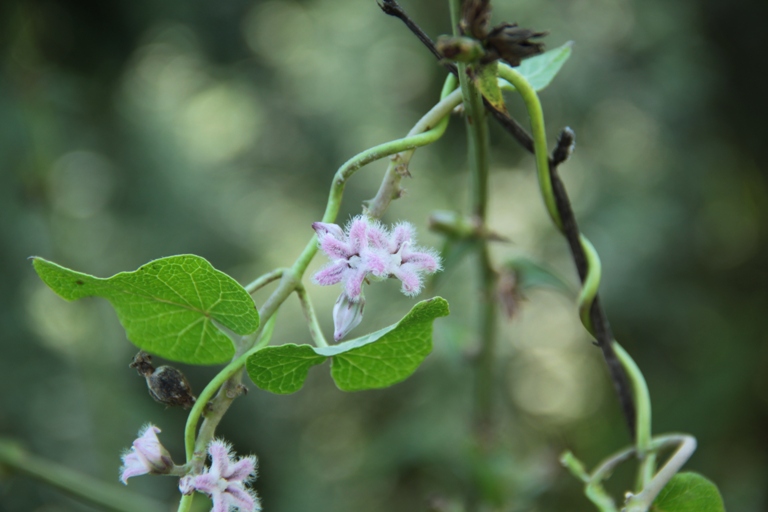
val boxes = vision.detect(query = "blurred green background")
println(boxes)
[1,0,766,510]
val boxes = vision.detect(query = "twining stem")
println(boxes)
[499,66,696,512]
[0,439,166,512]
[613,343,652,459]
[497,63,638,438]
[177,79,464,512]
[367,75,459,218]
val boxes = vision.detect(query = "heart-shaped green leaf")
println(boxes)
[652,472,725,512]
[32,255,259,365]
[245,344,326,394]
[246,297,449,394]
[500,41,573,92]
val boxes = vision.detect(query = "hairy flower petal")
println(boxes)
[313,215,442,340]
[312,222,344,240]
[390,223,414,252]
[120,424,173,484]
[313,261,349,286]
[179,439,260,512]
[393,265,423,296]
[401,248,441,273]
[344,267,368,301]
[347,217,369,253]
[318,235,352,260]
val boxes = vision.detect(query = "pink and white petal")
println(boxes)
[225,485,259,511]
[366,221,390,250]
[207,440,233,479]
[347,217,368,253]
[312,222,344,241]
[313,261,348,286]
[210,491,230,512]
[401,249,441,272]
[390,223,415,252]
[343,267,368,301]
[393,266,423,296]
[226,456,256,482]
[362,250,388,277]
[178,475,196,494]
[119,453,148,484]
[134,425,161,449]
[188,473,220,495]
[318,236,353,260]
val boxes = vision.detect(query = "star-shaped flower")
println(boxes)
[313,216,441,340]
[179,440,260,512]
[120,424,173,484]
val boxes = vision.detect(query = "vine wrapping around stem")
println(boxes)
[379,0,639,440]
[497,64,639,441]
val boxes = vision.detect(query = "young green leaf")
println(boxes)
[32,255,259,365]
[499,41,573,92]
[474,62,506,113]
[652,472,725,512]
[246,297,450,394]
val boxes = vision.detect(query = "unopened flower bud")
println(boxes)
[485,23,547,66]
[333,293,365,342]
[436,35,486,63]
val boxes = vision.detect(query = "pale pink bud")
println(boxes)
[333,292,365,341]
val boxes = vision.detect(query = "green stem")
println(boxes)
[177,493,194,512]
[613,341,653,489]
[496,65,561,229]
[296,284,329,347]
[450,0,497,446]
[244,268,286,294]
[0,439,167,512]
[625,435,697,511]
[366,75,459,218]
[612,343,651,455]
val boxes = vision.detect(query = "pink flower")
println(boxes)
[179,440,260,512]
[120,424,173,484]
[313,216,441,340]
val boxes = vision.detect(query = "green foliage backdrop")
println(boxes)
[1,0,766,510]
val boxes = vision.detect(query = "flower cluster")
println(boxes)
[179,440,261,512]
[120,426,260,512]
[313,216,441,340]
[120,424,174,484]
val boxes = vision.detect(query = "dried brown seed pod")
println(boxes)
[130,351,197,410]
